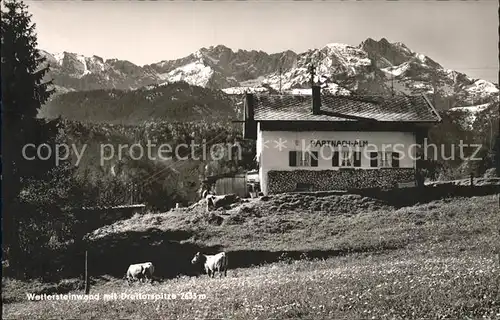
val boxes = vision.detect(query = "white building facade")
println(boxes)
[244,86,441,195]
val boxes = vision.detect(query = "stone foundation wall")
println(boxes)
[267,168,416,194]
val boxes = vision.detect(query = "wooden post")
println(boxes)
[84,250,90,294]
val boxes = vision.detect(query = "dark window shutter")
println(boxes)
[392,152,400,168]
[332,152,339,167]
[311,152,318,167]
[370,152,378,168]
[354,151,361,167]
[289,151,297,167]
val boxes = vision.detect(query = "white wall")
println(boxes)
[257,129,417,195]
[256,122,265,190]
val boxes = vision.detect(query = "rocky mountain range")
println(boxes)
[40,37,499,113]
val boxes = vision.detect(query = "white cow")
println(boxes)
[191,252,228,278]
[126,262,154,284]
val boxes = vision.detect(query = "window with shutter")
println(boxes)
[340,151,353,167]
[379,152,392,168]
[370,152,378,167]
[311,151,318,167]
[297,151,310,166]
[289,151,297,167]
[392,152,400,168]
[353,151,361,167]
[332,151,339,167]
[290,151,317,167]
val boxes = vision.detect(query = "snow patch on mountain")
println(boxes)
[222,87,268,94]
[412,82,428,89]
[76,55,90,76]
[324,43,372,72]
[285,88,309,95]
[391,41,412,53]
[240,77,267,87]
[450,103,490,113]
[159,60,214,87]
[381,62,411,77]
[460,79,499,103]
[203,54,220,65]
[91,57,105,72]
[415,53,427,63]
[449,103,491,128]
[53,53,65,65]
[193,50,203,59]
[468,80,499,94]
[320,83,351,95]
[263,66,321,92]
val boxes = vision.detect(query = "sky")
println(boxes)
[27,0,498,83]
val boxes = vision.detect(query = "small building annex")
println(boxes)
[242,85,442,195]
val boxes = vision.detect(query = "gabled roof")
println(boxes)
[252,94,441,123]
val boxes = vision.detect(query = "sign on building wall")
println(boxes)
[308,139,370,148]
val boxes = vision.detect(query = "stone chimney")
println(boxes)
[243,93,257,139]
[309,64,321,115]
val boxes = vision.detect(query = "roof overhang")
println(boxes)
[421,93,443,123]
[257,120,437,132]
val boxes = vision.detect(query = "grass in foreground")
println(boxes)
[3,194,500,319]
[3,248,500,319]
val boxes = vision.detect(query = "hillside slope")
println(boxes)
[3,195,499,319]
[40,82,239,124]
[83,193,499,254]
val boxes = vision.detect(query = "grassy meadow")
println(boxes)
[3,194,500,319]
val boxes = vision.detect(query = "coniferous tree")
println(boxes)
[1,0,58,276]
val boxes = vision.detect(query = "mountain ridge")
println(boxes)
[40,37,499,111]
